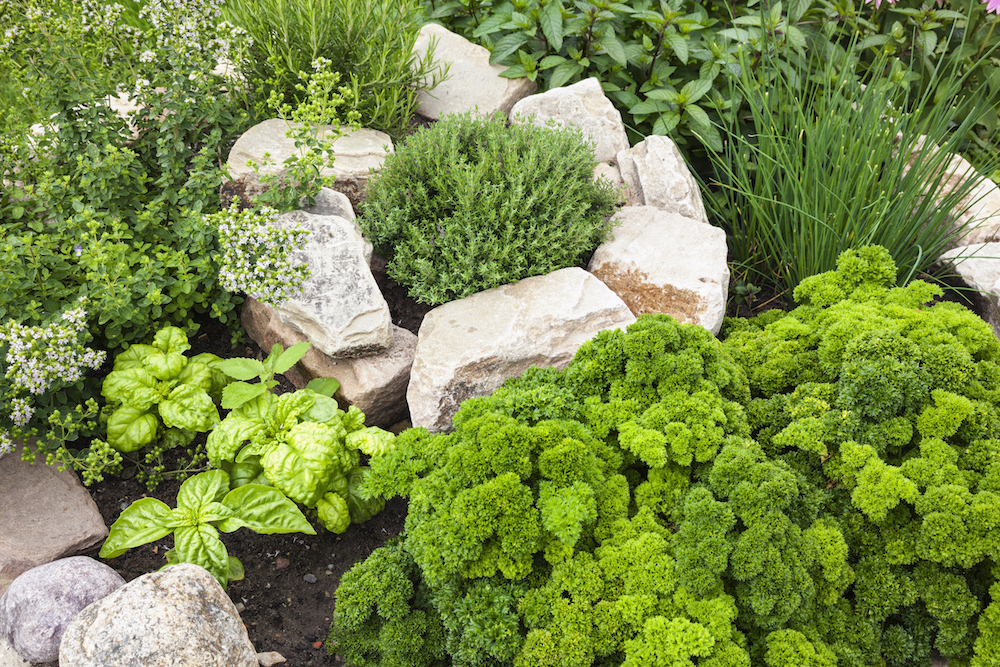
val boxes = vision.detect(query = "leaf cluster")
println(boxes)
[330,247,1000,667]
[100,469,315,588]
[360,111,619,305]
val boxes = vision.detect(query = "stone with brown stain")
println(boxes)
[588,206,728,335]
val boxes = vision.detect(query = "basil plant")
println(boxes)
[100,326,230,453]
[207,363,395,534]
[100,469,314,588]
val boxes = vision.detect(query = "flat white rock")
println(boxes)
[616,135,709,224]
[589,206,729,336]
[407,267,636,432]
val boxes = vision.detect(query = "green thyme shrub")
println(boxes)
[330,246,1000,667]
[360,111,619,305]
[222,0,447,138]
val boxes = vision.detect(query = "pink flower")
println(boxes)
[987,0,1000,14]
[864,0,896,7]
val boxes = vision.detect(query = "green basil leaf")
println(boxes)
[152,326,191,355]
[113,344,159,371]
[219,484,316,534]
[215,357,267,381]
[106,405,160,453]
[230,458,264,488]
[145,351,187,382]
[176,469,230,511]
[342,405,366,433]
[316,492,350,534]
[273,341,311,374]
[345,426,395,457]
[176,361,215,394]
[172,524,230,588]
[102,368,160,411]
[260,421,342,507]
[305,377,340,397]
[199,501,236,524]
[306,394,343,424]
[273,390,315,426]
[222,381,271,410]
[346,467,385,525]
[100,497,173,558]
[228,556,245,583]
[160,384,219,432]
[206,413,268,467]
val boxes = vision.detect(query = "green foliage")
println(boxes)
[331,247,1000,666]
[360,111,619,305]
[101,327,229,454]
[0,0,253,352]
[222,0,448,138]
[206,367,392,533]
[703,30,1000,298]
[100,469,315,588]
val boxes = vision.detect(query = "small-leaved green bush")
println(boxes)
[360,111,619,305]
[329,246,1000,667]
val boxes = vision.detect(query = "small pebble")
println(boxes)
[326,564,334,570]
[275,557,290,570]
[303,573,318,584]
[235,602,245,612]
[312,641,323,649]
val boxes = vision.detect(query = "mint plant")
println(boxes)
[214,340,339,409]
[100,469,315,589]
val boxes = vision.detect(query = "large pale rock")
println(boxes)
[509,77,629,163]
[588,206,729,336]
[241,297,416,428]
[412,24,537,119]
[902,145,1000,247]
[270,209,392,358]
[408,267,636,432]
[937,243,1000,336]
[225,119,393,205]
[299,187,371,264]
[0,451,108,597]
[617,135,709,224]
[0,557,125,664]
[59,563,257,667]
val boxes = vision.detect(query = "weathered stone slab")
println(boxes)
[270,210,392,359]
[937,243,1000,336]
[0,557,125,664]
[225,119,393,205]
[616,135,709,224]
[412,24,537,119]
[589,206,729,335]
[242,297,416,428]
[407,267,636,432]
[60,563,257,667]
[0,450,108,597]
[299,187,371,264]
[509,77,629,163]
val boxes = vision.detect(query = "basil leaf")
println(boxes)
[172,524,230,588]
[206,413,267,467]
[106,405,160,453]
[176,469,230,511]
[316,492,350,534]
[100,497,172,558]
[102,368,160,411]
[219,484,316,534]
[160,383,219,432]
[345,426,395,457]
[152,326,191,355]
[112,344,159,371]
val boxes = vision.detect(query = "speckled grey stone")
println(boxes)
[0,556,124,664]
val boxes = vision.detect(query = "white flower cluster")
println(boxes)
[0,306,107,398]
[138,0,235,69]
[0,431,13,457]
[212,205,311,308]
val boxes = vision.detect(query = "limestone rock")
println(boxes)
[509,77,629,163]
[270,210,392,359]
[299,187,371,264]
[0,450,108,597]
[0,637,30,667]
[407,267,636,432]
[616,135,709,224]
[241,297,415,427]
[257,651,287,666]
[225,119,393,205]
[903,146,1000,247]
[412,24,536,119]
[937,243,1000,336]
[59,563,257,667]
[588,206,729,336]
[0,557,125,664]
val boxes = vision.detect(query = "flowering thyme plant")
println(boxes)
[207,203,311,308]
[0,302,105,472]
